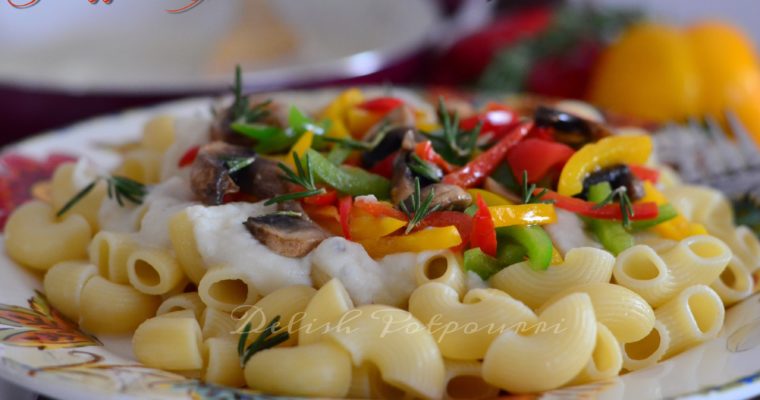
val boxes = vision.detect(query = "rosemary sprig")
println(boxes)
[592,185,635,228]
[400,177,440,234]
[237,316,290,367]
[57,176,146,217]
[520,170,551,204]
[322,125,389,151]
[229,65,272,124]
[437,97,481,158]
[264,153,326,205]
[408,154,442,183]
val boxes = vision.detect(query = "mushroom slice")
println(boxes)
[418,183,472,211]
[190,141,254,205]
[244,213,331,258]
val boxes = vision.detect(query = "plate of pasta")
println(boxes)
[1,75,760,400]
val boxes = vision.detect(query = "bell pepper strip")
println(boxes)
[558,135,653,196]
[178,145,200,168]
[638,181,707,240]
[286,131,314,169]
[357,97,404,114]
[496,225,553,271]
[442,122,531,188]
[414,141,456,173]
[359,226,462,258]
[368,151,398,179]
[416,211,472,252]
[302,189,337,206]
[346,107,381,138]
[306,149,391,198]
[506,138,575,184]
[586,182,634,255]
[353,198,408,220]
[496,243,528,268]
[463,248,503,280]
[470,195,497,256]
[537,189,659,221]
[338,196,353,240]
[459,103,519,141]
[466,189,513,206]
[326,146,353,165]
[350,215,407,241]
[488,204,557,227]
[322,89,364,140]
[630,204,679,231]
[302,204,342,236]
[628,164,660,183]
[230,123,283,140]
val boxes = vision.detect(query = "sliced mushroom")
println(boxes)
[190,141,254,205]
[360,105,416,140]
[534,106,612,149]
[209,99,281,146]
[360,126,424,169]
[237,157,288,200]
[581,164,644,201]
[484,177,522,204]
[419,183,472,211]
[244,213,331,258]
[391,153,415,205]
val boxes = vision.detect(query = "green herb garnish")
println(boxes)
[408,154,442,183]
[57,176,147,217]
[264,152,326,205]
[238,316,290,367]
[423,98,482,165]
[230,65,272,124]
[400,177,440,234]
[323,124,390,151]
[520,170,551,204]
[592,185,634,228]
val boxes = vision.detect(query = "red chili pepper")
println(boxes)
[459,103,519,141]
[629,164,660,183]
[416,211,472,252]
[507,138,575,184]
[338,196,353,240]
[414,141,455,173]
[302,189,338,206]
[443,122,531,188]
[178,145,200,168]
[354,199,408,221]
[357,97,404,114]
[470,194,497,256]
[368,151,397,179]
[539,189,659,221]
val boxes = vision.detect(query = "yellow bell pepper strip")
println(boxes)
[350,215,407,241]
[305,149,390,198]
[557,135,653,196]
[359,226,462,259]
[322,88,364,139]
[639,181,707,239]
[466,189,514,206]
[488,204,557,227]
[586,182,634,255]
[496,225,553,271]
[285,131,314,169]
[346,107,382,138]
[551,247,564,265]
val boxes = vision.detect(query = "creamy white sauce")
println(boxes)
[135,176,197,249]
[71,158,104,190]
[160,117,210,181]
[310,237,424,307]
[185,202,312,296]
[98,195,146,234]
[544,209,601,255]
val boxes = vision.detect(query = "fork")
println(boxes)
[653,111,760,202]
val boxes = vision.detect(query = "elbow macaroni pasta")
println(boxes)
[88,231,137,284]
[414,251,467,298]
[127,247,185,295]
[51,162,106,230]
[43,261,98,322]
[299,278,354,345]
[157,292,205,319]
[655,285,725,360]
[133,311,204,371]
[203,337,245,387]
[79,276,161,334]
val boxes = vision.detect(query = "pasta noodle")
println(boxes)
[51,162,106,230]
[203,337,245,387]
[133,312,204,371]
[414,251,466,298]
[710,256,754,306]
[141,115,176,153]
[622,320,670,371]
[201,307,237,339]
[442,359,500,400]
[168,209,208,284]
[5,201,92,271]
[157,293,205,319]
[489,247,615,309]
[198,266,262,312]
[127,247,185,295]
[655,285,725,360]
[569,323,622,385]
[236,285,316,346]
[88,231,137,284]
[43,261,98,322]
[299,278,354,345]
[79,276,161,334]
[116,149,163,184]
[482,293,597,393]
[408,282,536,360]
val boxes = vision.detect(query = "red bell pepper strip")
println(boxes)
[357,97,404,114]
[178,145,200,168]
[629,164,660,183]
[338,196,353,240]
[507,138,575,184]
[459,103,519,140]
[416,210,472,252]
[470,194,497,256]
[414,141,455,173]
[538,189,659,221]
[302,189,338,206]
[526,125,554,141]
[354,198,408,221]
[368,151,397,179]
[442,122,531,188]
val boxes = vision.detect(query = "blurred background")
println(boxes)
[1,0,760,146]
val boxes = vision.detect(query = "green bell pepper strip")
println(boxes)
[230,123,283,140]
[463,248,502,280]
[306,149,390,198]
[496,242,528,267]
[326,146,352,165]
[495,225,553,271]
[630,204,679,231]
[587,182,634,255]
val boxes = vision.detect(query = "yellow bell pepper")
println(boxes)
[286,131,314,169]
[640,181,707,240]
[488,204,557,227]
[350,215,407,241]
[322,88,364,139]
[558,135,653,196]
[346,107,381,138]
[551,247,564,265]
[359,226,462,258]
[467,189,514,206]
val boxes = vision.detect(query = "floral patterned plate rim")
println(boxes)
[0,95,760,400]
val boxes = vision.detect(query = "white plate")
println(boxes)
[1,96,760,400]
[0,0,439,94]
